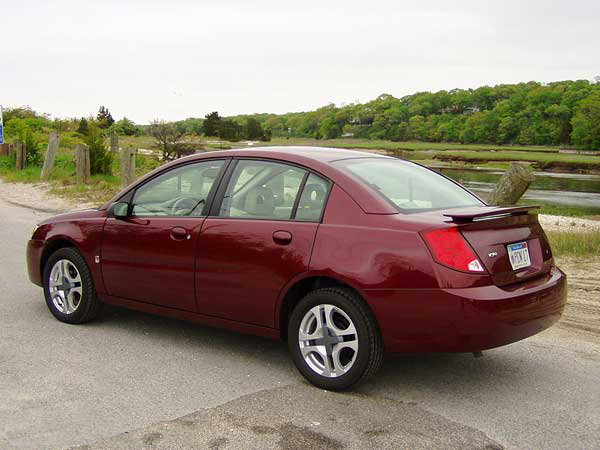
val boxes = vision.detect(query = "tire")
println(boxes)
[287,287,384,390]
[42,247,103,324]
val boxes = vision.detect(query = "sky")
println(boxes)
[1,0,599,124]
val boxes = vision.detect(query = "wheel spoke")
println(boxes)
[298,328,322,343]
[321,352,334,377]
[300,344,321,358]
[322,305,355,337]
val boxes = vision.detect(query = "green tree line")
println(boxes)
[3,79,600,151]
[229,79,600,149]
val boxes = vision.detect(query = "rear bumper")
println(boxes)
[27,239,45,287]
[367,266,567,353]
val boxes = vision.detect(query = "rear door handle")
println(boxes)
[170,226,190,241]
[273,230,292,245]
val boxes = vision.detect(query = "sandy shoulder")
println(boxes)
[538,214,600,232]
[0,178,96,212]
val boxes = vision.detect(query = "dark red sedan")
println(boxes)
[27,147,567,390]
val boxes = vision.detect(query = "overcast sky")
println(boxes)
[1,0,599,123]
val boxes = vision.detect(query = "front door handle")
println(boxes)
[170,227,190,241]
[273,230,292,245]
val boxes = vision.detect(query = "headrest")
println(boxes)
[244,186,275,216]
[302,184,326,204]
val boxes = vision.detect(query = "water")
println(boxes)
[434,167,600,209]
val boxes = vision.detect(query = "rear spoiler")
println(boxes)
[443,205,540,223]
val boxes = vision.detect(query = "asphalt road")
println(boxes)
[1,198,599,450]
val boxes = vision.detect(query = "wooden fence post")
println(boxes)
[40,132,60,179]
[75,144,91,184]
[15,140,25,170]
[0,143,12,156]
[487,163,535,205]
[120,147,136,188]
[110,130,119,153]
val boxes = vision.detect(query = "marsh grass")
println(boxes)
[546,231,600,257]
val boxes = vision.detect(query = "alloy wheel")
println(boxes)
[298,304,359,378]
[48,259,83,314]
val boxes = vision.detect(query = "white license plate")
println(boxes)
[507,241,531,270]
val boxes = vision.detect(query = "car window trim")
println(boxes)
[127,158,231,219]
[290,171,310,220]
[294,173,333,223]
[209,157,333,223]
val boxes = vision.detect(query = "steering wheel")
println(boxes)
[171,197,204,215]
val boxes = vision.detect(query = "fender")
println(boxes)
[274,269,370,330]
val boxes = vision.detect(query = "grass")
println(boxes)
[546,231,600,257]
[518,200,600,219]
[430,150,600,170]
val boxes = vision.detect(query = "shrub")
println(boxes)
[84,124,113,175]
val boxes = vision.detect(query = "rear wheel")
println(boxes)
[288,287,384,390]
[43,247,102,324]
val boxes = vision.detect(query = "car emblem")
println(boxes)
[488,251,498,258]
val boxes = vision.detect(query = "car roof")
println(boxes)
[104,146,399,214]
[189,146,389,163]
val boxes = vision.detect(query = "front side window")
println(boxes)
[219,160,306,220]
[132,160,224,216]
[334,158,483,212]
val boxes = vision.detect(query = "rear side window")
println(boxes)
[219,160,306,220]
[334,158,483,212]
[296,174,330,221]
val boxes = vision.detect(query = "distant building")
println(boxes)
[463,106,481,115]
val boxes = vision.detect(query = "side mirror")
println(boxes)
[111,202,130,219]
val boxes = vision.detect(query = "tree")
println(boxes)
[113,117,139,136]
[203,112,221,136]
[571,92,600,149]
[77,117,89,135]
[97,106,115,128]
[218,119,243,141]
[149,120,194,161]
[245,118,265,140]
[84,124,113,175]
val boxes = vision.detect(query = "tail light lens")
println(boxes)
[423,227,485,273]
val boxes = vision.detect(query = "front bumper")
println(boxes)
[27,239,45,287]
[366,266,567,353]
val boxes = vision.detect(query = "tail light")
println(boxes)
[422,227,485,273]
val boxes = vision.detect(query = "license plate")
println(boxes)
[507,241,531,270]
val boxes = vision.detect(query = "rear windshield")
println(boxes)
[334,158,483,212]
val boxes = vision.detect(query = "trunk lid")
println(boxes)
[444,206,553,286]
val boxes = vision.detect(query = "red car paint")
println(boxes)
[27,147,567,352]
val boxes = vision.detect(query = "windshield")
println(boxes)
[334,158,483,212]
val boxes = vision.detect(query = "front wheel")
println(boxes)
[288,287,384,390]
[43,247,102,324]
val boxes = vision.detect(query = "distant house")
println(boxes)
[463,106,481,115]
[439,106,480,114]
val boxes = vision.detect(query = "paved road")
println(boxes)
[1,198,599,449]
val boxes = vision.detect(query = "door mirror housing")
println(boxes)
[111,202,130,219]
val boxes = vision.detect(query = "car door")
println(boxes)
[196,159,331,327]
[101,159,227,312]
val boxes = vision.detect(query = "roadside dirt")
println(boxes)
[0,178,96,213]
[555,256,600,338]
